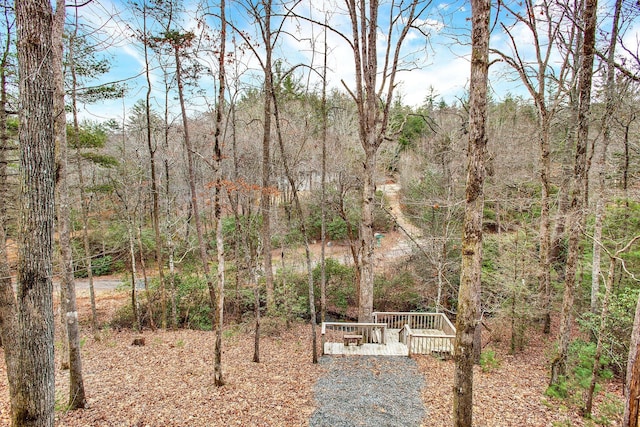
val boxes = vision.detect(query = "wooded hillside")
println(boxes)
[1,0,640,425]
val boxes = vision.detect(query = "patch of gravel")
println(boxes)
[310,356,426,427]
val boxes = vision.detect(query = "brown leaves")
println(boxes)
[415,330,623,427]
[0,305,321,426]
[0,293,624,426]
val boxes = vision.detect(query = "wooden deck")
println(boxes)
[323,328,453,356]
[324,328,406,356]
[321,312,456,357]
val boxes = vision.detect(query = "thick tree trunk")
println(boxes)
[358,149,376,323]
[14,0,56,423]
[453,0,490,425]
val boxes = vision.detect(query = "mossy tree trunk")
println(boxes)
[453,0,490,424]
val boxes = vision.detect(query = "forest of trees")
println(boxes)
[1,0,640,425]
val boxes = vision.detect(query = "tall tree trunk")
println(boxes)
[538,112,552,334]
[550,0,598,386]
[162,78,177,328]
[53,0,86,409]
[320,24,328,325]
[70,38,98,332]
[14,0,56,423]
[590,0,621,318]
[344,0,419,322]
[272,88,317,364]
[261,0,275,314]
[174,43,219,364]
[358,148,376,322]
[143,2,165,329]
[453,0,490,425]
[127,217,140,331]
[212,0,226,386]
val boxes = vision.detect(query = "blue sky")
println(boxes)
[70,0,476,121]
[71,0,639,122]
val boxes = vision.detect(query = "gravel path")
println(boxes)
[310,356,426,427]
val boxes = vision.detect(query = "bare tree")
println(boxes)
[491,0,575,333]
[211,0,227,386]
[453,0,490,424]
[550,0,598,386]
[585,234,640,416]
[271,73,318,364]
[53,0,86,409]
[142,0,166,329]
[342,0,430,322]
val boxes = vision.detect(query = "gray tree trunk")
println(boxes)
[346,0,420,323]
[14,0,56,423]
[212,0,227,385]
[453,0,490,424]
[261,0,275,315]
[142,2,165,329]
[53,0,86,409]
[550,0,598,386]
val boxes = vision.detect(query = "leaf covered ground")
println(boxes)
[0,291,625,426]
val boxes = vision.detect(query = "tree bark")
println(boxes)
[346,0,420,322]
[70,36,98,332]
[626,324,640,427]
[261,0,275,315]
[550,0,598,386]
[142,2,165,329]
[14,0,56,423]
[453,0,490,425]
[212,0,227,386]
[590,0,621,318]
[271,85,318,364]
[53,0,86,409]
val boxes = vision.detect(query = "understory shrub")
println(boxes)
[545,339,613,405]
[374,270,421,312]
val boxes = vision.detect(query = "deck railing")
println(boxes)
[321,322,387,355]
[373,311,453,331]
[406,333,455,356]
[380,312,456,356]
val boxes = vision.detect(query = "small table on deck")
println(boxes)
[343,334,363,346]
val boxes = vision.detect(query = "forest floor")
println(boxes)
[0,290,625,426]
